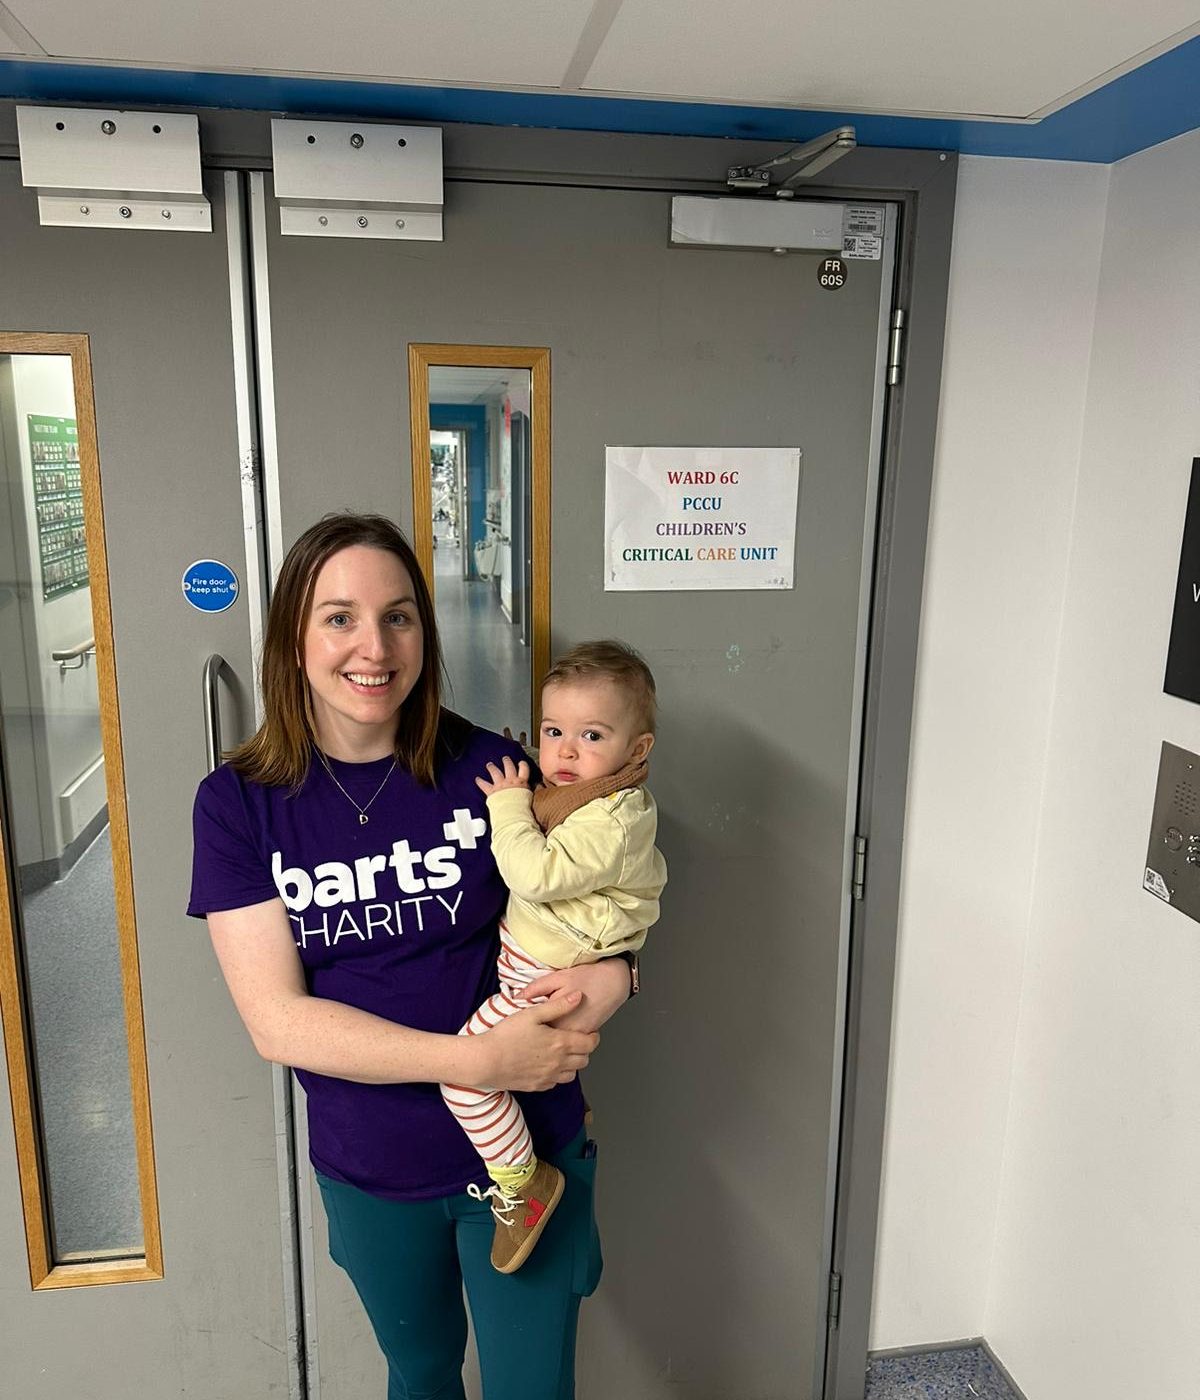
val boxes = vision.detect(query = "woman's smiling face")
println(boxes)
[301,545,425,759]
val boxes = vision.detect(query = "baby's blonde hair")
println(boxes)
[542,640,657,735]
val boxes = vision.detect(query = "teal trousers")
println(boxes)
[316,1131,602,1400]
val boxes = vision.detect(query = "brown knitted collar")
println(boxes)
[530,759,649,833]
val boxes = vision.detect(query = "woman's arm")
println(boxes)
[207,898,598,1092]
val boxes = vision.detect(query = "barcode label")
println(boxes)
[844,205,884,236]
[842,234,882,260]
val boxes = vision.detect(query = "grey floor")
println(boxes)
[19,824,143,1260]
[434,539,531,738]
[866,1345,1021,1399]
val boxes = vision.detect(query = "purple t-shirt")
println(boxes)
[187,716,584,1200]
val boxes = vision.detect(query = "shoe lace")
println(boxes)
[467,1181,523,1226]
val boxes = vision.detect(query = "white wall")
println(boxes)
[874,132,1200,1399]
[871,156,1110,1346]
[984,127,1200,1400]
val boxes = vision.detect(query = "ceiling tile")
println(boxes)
[582,1,1200,118]
[0,7,31,53]
[9,0,595,88]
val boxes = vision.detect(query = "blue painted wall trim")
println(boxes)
[3,32,1200,163]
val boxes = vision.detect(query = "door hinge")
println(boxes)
[887,307,906,386]
[827,1270,842,1331]
[852,835,868,901]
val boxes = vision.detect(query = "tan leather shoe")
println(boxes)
[469,1158,565,1274]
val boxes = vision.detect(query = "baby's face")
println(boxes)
[538,678,652,787]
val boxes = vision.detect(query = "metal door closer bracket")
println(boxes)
[17,106,210,231]
[271,119,443,241]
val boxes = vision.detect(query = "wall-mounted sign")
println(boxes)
[182,559,239,614]
[28,414,87,601]
[1164,458,1200,704]
[604,446,801,592]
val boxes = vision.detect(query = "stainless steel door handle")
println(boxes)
[202,654,228,774]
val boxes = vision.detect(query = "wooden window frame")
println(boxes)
[408,343,552,722]
[0,332,163,1288]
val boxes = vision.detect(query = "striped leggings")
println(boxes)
[441,922,561,1168]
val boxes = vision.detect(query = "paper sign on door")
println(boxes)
[604,446,801,591]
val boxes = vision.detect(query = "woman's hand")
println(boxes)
[524,958,632,1034]
[475,756,531,797]
[473,991,600,1091]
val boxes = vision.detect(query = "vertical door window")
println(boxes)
[0,336,161,1287]
[409,346,549,739]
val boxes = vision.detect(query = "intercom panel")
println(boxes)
[1144,741,1200,921]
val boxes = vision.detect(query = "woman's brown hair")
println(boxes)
[227,514,445,787]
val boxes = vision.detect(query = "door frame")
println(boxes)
[222,121,955,1400]
[0,102,953,1398]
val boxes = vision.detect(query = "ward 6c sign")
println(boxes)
[604,445,802,591]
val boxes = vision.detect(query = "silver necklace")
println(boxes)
[315,748,398,825]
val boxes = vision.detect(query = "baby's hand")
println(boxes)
[476,756,531,796]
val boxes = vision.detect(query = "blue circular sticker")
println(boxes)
[182,559,239,614]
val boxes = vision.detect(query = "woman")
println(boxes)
[188,513,631,1400]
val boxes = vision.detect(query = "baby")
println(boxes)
[442,640,667,1274]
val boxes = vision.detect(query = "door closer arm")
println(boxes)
[727,126,856,196]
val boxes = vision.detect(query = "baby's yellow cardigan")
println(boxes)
[484,785,667,969]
